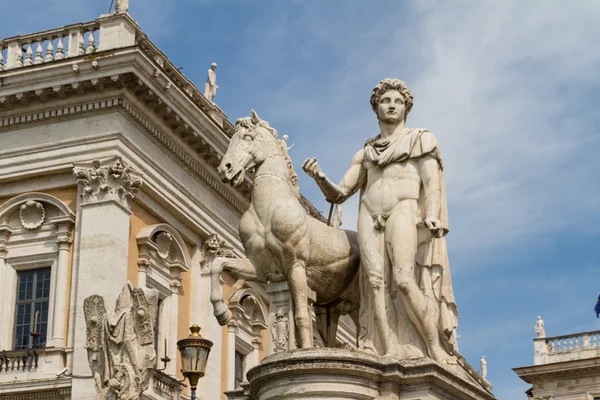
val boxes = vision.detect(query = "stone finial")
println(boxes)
[84,282,158,400]
[73,158,143,211]
[535,316,546,338]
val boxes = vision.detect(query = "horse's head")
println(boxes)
[219,110,280,187]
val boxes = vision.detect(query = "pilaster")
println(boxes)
[70,157,143,400]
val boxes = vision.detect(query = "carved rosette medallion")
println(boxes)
[155,232,173,259]
[73,159,143,210]
[272,311,289,353]
[19,200,45,229]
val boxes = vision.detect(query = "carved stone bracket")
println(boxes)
[73,158,143,211]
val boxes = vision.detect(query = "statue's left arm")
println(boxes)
[418,132,443,237]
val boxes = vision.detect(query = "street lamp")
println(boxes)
[177,325,213,400]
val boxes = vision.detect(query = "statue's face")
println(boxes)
[376,89,406,124]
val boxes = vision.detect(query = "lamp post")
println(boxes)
[177,325,213,400]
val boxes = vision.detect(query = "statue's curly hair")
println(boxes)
[370,78,414,120]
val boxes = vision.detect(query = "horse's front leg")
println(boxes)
[288,261,313,348]
[209,257,267,326]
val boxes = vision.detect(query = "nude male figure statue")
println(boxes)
[302,79,457,363]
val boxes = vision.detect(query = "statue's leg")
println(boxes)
[385,202,452,363]
[209,257,267,326]
[357,206,392,355]
[288,261,313,348]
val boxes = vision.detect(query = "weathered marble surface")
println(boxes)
[303,78,457,364]
[84,282,159,400]
[209,111,360,350]
[226,348,495,400]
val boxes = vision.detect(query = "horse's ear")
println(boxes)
[251,109,260,124]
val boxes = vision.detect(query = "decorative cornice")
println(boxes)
[119,99,247,214]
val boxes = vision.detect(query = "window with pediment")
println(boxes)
[136,223,191,376]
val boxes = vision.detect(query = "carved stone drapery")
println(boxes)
[84,282,159,400]
[73,158,143,211]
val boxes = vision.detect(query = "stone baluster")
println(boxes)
[44,37,55,62]
[583,333,590,348]
[24,42,33,66]
[55,36,65,60]
[85,29,96,54]
[16,44,23,67]
[34,40,44,64]
[0,46,4,71]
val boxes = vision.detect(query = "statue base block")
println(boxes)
[226,348,496,400]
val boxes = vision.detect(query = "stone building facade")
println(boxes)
[514,322,600,400]
[0,11,353,400]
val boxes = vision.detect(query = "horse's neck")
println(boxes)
[252,153,295,200]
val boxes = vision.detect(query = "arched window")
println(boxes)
[226,289,267,390]
[0,193,75,353]
[136,224,191,376]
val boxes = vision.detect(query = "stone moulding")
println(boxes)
[240,348,497,400]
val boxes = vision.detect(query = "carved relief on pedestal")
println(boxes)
[73,158,143,210]
[272,311,289,353]
[84,282,159,400]
[19,200,45,229]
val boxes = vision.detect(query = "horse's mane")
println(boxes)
[236,117,300,197]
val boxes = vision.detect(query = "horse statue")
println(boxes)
[209,110,361,348]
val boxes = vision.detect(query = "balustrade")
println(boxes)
[0,350,38,373]
[0,22,98,72]
[546,330,600,354]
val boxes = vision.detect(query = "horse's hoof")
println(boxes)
[214,305,232,326]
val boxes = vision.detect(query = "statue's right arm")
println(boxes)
[302,149,366,204]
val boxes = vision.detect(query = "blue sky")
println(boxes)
[2,1,600,398]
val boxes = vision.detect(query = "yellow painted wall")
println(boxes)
[128,200,198,384]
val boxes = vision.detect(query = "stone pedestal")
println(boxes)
[266,281,316,354]
[227,348,496,400]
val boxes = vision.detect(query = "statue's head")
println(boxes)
[370,78,414,123]
[219,110,279,187]
[211,62,218,70]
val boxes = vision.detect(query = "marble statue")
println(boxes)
[302,78,458,363]
[115,0,129,13]
[204,63,219,102]
[480,356,487,379]
[84,282,159,400]
[331,204,343,229]
[535,316,546,338]
[209,110,360,349]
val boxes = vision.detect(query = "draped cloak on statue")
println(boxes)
[357,128,458,359]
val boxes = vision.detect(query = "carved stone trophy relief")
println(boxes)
[83,282,159,400]
[272,311,289,353]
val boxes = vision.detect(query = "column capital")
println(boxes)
[227,320,239,333]
[137,258,151,270]
[73,157,143,211]
[169,279,181,293]
[56,236,73,250]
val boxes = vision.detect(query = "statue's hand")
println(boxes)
[302,158,326,181]
[424,217,444,238]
